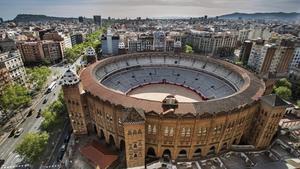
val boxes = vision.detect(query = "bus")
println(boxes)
[47,81,56,93]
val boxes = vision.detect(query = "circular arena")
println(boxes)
[65,52,267,166]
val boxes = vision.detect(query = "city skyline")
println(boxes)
[1,0,300,20]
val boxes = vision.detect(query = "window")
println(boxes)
[164,127,169,136]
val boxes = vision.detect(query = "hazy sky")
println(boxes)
[0,0,299,20]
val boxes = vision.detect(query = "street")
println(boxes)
[0,56,82,169]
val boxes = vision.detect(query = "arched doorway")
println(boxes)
[193,148,202,158]
[147,147,156,158]
[207,146,216,156]
[162,149,172,160]
[100,129,105,140]
[119,140,125,152]
[220,143,227,151]
[177,150,187,159]
[109,135,115,146]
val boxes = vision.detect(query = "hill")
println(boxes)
[13,14,77,22]
[219,12,300,20]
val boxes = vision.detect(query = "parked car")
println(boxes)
[36,109,42,118]
[64,135,70,143]
[42,98,48,104]
[0,159,5,167]
[60,144,66,152]
[57,151,64,162]
[14,128,24,137]
[26,109,34,117]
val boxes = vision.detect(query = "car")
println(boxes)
[0,159,5,167]
[14,128,24,137]
[64,134,70,143]
[57,151,64,162]
[26,109,34,117]
[36,109,42,118]
[42,98,48,104]
[60,144,66,152]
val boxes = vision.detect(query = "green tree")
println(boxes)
[274,86,292,100]
[65,28,104,63]
[26,66,51,91]
[41,110,62,132]
[15,132,49,164]
[0,84,31,111]
[185,45,194,53]
[275,78,292,89]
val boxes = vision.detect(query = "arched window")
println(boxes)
[153,125,157,134]
[138,129,142,134]
[169,128,174,136]
[128,130,132,135]
[164,126,169,136]
[181,128,186,137]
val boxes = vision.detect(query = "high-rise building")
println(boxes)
[93,15,102,27]
[101,29,119,56]
[290,45,300,68]
[247,39,295,77]
[0,50,26,85]
[78,16,84,23]
[239,40,253,65]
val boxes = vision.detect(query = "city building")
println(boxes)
[71,33,84,46]
[247,41,277,75]
[0,18,3,24]
[153,31,166,51]
[0,38,17,52]
[17,40,64,64]
[290,45,300,68]
[62,52,289,168]
[239,40,253,65]
[128,34,153,53]
[0,50,26,85]
[42,41,64,63]
[101,29,119,56]
[93,15,102,27]
[247,39,295,77]
[187,30,238,57]
[0,62,12,91]
[79,16,84,23]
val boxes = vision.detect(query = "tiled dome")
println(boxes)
[61,69,80,85]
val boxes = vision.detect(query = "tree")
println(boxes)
[297,100,300,107]
[185,45,194,53]
[26,66,51,91]
[41,110,62,132]
[15,132,49,164]
[0,84,31,111]
[274,86,292,100]
[275,78,292,89]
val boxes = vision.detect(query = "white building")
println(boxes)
[0,50,26,85]
[290,47,300,68]
[153,31,166,52]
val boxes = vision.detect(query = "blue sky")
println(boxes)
[0,0,299,20]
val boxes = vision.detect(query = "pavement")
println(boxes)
[0,56,82,169]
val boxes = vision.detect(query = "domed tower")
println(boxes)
[85,46,97,64]
[61,69,88,135]
[162,95,179,112]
